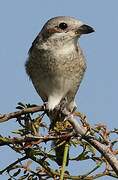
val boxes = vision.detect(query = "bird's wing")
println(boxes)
[28,34,40,54]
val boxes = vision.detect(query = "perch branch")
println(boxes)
[0,105,44,123]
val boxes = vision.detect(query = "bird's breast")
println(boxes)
[26,44,86,103]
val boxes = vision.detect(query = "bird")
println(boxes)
[25,16,94,165]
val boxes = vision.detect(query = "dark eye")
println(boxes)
[58,22,68,30]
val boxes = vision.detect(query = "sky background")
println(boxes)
[0,1,118,179]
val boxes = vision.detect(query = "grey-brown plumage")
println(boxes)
[25,16,94,165]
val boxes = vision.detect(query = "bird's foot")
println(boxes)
[63,111,74,123]
[43,102,49,112]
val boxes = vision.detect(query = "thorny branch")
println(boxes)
[68,116,118,175]
[0,102,118,179]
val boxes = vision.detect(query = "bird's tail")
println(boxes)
[47,109,70,166]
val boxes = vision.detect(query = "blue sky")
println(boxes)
[0,1,118,179]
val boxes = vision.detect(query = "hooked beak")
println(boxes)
[76,24,95,35]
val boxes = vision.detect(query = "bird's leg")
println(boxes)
[62,104,77,122]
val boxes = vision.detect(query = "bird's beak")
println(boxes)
[76,24,95,35]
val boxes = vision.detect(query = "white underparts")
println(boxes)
[48,95,63,110]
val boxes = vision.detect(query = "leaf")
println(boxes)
[12,129,25,135]
[16,106,24,110]
[27,104,38,108]
[16,102,26,109]
[19,173,29,180]
[71,151,90,161]
[70,140,78,147]
[114,128,118,134]
[13,169,21,177]
[82,141,96,155]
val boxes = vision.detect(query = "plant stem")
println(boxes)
[60,143,69,180]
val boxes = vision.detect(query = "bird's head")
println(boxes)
[40,16,94,45]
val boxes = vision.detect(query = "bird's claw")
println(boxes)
[43,102,49,112]
[64,113,74,122]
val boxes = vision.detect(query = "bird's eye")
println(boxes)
[58,22,68,30]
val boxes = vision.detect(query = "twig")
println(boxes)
[0,105,44,123]
[0,156,27,174]
[0,132,74,146]
[82,162,102,178]
[86,137,118,175]
[68,116,118,176]
[25,148,55,178]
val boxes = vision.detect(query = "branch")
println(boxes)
[68,116,118,176]
[25,148,56,178]
[0,105,44,123]
[0,132,74,146]
[0,104,118,179]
